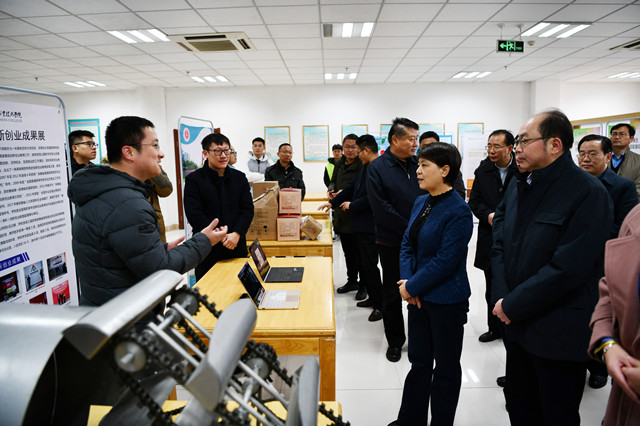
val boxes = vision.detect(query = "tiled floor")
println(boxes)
[169,227,610,425]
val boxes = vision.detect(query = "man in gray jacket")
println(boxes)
[68,116,227,307]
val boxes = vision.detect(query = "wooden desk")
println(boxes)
[248,219,333,259]
[301,201,330,220]
[304,191,329,202]
[194,257,336,400]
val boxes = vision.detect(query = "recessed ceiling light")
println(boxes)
[476,72,491,78]
[539,24,569,38]
[64,82,83,88]
[204,76,216,82]
[349,73,357,80]
[607,72,631,78]
[342,23,353,38]
[361,22,374,37]
[147,29,169,42]
[557,24,589,38]
[337,73,345,80]
[464,72,479,79]
[128,30,154,43]
[108,31,137,44]
[75,81,95,87]
[521,22,550,37]
[452,72,466,79]
[325,73,332,80]
[86,81,106,87]
[216,75,228,82]
[64,81,106,88]
[191,76,205,83]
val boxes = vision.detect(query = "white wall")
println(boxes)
[53,80,638,229]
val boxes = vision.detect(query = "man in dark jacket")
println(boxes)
[265,143,306,200]
[68,116,228,308]
[320,135,382,321]
[327,134,364,299]
[68,130,97,175]
[184,133,254,281]
[367,117,426,362]
[468,129,517,344]
[491,110,613,425]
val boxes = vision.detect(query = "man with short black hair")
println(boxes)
[68,116,228,308]
[468,129,517,345]
[609,123,640,200]
[68,130,97,174]
[368,117,426,362]
[419,131,466,199]
[248,137,273,175]
[491,110,612,425]
[184,133,254,281]
[265,143,306,199]
[324,143,343,187]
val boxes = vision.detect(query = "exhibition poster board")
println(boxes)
[341,124,367,139]
[264,126,290,157]
[420,123,445,135]
[0,100,78,305]
[461,132,488,201]
[302,125,329,162]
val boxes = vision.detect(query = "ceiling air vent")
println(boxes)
[610,38,640,51]
[169,32,255,52]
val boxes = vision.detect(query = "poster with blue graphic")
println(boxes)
[178,120,213,180]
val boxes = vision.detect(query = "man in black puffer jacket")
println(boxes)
[68,116,228,307]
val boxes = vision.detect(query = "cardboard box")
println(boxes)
[300,215,323,240]
[253,181,279,198]
[279,188,301,215]
[277,215,301,241]
[247,187,278,241]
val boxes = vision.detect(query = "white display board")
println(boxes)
[0,100,78,305]
[461,132,489,191]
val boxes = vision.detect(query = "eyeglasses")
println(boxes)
[610,132,629,138]
[207,148,230,156]
[74,141,97,148]
[577,151,602,159]
[230,151,237,155]
[514,136,545,149]
[139,143,161,151]
[485,144,507,151]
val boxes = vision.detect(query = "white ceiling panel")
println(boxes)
[378,4,443,22]
[132,43,186,54]
[88,44,146,56]
[74,57,121,67]
[285,59,323,67]
[9,34,76,49]
[368,36,417,49]
[267,24,319,38]
[407,48,452,58]
[170,61,215,71]
[413,36,464,48]
[151,52,198,63]
[5,49,58,60]
[400,57,444,67]
[59,31,120,46]
[473,22,535,37]
[237,50,283,60]
[436,3,505,21]
[373,22,428,37]
[3,60,45,70]
[489,3,566,22]
[0,37,29,50]
[280,49,322,60]
[274,38,322,50]
[361,57,401,67]
[446,47,493,58]
[259,6,319,24]
[422,22,483,37]
[24,16,98,33]
[288,67,322,74]
[547,4,626,21]
[0,19,48,36]
[0,0,66,17]
[78,13,152,31]
[324,49,365,59]
[195,51,241,61]
[130,63,176,72]
[138,10,208,28]
[320,4,381,22]
[212,25,270,38]
[48,0,128,14]
[243,60,286,68]
[111,54,161,65]
[47,46,102,58]
[321,38,369,49]
[546,36,606,49]
[120,0,191,11]
[323,58,364,67]
[365,48,408,59]
[163,27,215,36]
[251,39,278,50]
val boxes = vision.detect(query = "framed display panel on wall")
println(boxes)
[342,124,368,140]
[264,126,290,156]
[302,125,329,162]
[419,123,445,135]
[457,123,484,148]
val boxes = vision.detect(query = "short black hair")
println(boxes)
[419,131,439,142]
[611,123,636,138]
[69,130,95,146]
[343,134,358,144]
[332,144,343,151]
[105,116,154,164]
[278,143,292,152]
[388,117,419,142]
[356,134,378,153]
[252,137,265,146]
[417,142,461,185]
[578,134,613,154]
[538,109,573,152]
[202,133,230,151]
[488,129,515,146]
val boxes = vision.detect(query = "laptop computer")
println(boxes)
[249,238,304,283]
[237,262,300,310]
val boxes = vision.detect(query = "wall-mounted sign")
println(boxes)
[496,40,524,53]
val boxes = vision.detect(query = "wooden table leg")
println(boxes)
[318,336,336,400]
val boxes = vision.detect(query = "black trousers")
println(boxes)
[376,244,405,348]
[483,268,501,335]
[355,232,383,309]
[503,338,587,426]
[339,232,360,285]
[396,300,468,426]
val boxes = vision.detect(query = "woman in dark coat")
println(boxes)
[389,142,473,426]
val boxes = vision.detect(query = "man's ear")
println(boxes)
[121,145,136,162]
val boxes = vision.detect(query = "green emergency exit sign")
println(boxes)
[496,40,524,53]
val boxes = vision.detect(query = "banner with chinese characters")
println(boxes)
[0,100,78,306]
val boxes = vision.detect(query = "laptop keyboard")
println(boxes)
[267,268,290,281]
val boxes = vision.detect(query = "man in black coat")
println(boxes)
[491,110,613,425]
[367,117,426,362]
[468,129,517,344]
[184,133,254,281]
[265,143,306,200]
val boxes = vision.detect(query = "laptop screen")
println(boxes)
[249,238,271,280]
[238,262,265,305]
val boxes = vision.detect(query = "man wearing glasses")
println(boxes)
[609,123,640,200]
[468,130,517,348]
[491,110,612,425]
[68,130,97,175]
[68,116,228,313]
[184,133,254,281]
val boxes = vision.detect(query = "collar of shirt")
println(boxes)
[611,151,626,168]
